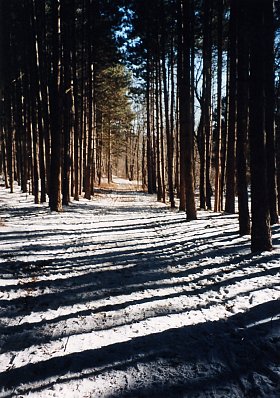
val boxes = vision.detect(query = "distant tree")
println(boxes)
[95,64,134,183]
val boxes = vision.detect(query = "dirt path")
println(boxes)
[0,182,279,397]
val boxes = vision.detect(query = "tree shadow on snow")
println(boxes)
[0,245,278,322]
[0,195,280,396]
[0,300,279,397]
[0,221,279,359]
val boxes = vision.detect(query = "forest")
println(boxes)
[0,1,280,397]
[1,0,280,252]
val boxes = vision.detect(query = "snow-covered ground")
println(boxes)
[0,179,279,398]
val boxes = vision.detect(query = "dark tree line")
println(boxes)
[0,0,134,212]
[124,0,279,252]
[0,0,279,252]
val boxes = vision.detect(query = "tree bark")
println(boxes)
[84,0,94,199]
[146,48,154,194]
[155,57,163,201]
[236,0,250,235]
[161,0,175,208]
[203,0,213,210]
[264,0,278,225]
[177,0,186,211]
[214,0,223,213]
[49,0,62,211]
[61,0,72,205]
[225,0,237,214]
[181,0,196,220]
[249,0,272,252]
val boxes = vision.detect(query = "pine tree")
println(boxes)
[249,0,272,252]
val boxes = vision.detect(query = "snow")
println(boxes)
[0,179,279,398]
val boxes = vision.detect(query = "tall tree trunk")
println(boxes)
[107,122,112,184]
[142,136,147,189]
[220,58,230,210]
[276,81,280,213]
[170,31,176,204]
[151,71,157,193]
[264,0,278,225]
[49,0,62,211]
[249,0,272,252]
[35,0,50,197]
[181,0,196,220]
[28,0,40,204]
[225,0,237,214]
[203,0,213,210]
[159,63,166,202]
[15,77,28,193]
[71,1,80,201]
[214,0,223,212]
[61,0,73,205]
[236,0,250,235]
[0,2,7,187]
[2,3,14,193]
[177,0,186,211]
[84,0,94,199]
[30,0,47,204]
[146,48,154,194]
[161,0,175,208]
[155,57,162,201]
[96,109,102,186]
